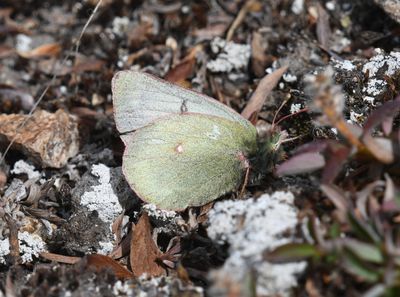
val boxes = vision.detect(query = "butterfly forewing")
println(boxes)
[112,71,253,135]
[123,113,257,210]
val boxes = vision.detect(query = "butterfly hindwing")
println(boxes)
[122,113,257,210]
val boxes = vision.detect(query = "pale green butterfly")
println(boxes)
[112,71,280,210]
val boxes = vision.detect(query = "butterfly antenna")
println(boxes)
[274,107,308,127]
[271,98,290,129]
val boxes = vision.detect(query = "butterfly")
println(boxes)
[112,71,281,210]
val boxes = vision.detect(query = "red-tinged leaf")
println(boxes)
[382,117,394,136]
[264,243,321,263]
[276,152,325,176]
[130,213,165,277]
[85,254,134,280]
[322,145,351,184]
[293,140,330,155]
[362,135,394,164]
[241,65,288,120]
[320,184,348,214]
[362,96,400,135]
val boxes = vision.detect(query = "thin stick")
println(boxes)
[226,0,257,42]
[0,0,103,166]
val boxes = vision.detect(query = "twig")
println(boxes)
[0,0,103,166]
[226,0,257,42]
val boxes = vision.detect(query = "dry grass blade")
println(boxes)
[241,65,288,120]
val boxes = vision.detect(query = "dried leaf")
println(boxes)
[251,31,274,77]
[276,152,325,176]
[85,254,134,280]
[165,46,202,83]
[40,252,80,264]
[130,213,165,277]
[18,43,61,59]
[316,3,331,49]
[0,109,79,168]
[241,65,288,120]
[0,168,6,189]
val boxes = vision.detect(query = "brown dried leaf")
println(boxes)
[251,31,274,77]
[0,109,79,168]
[40,252,80,264]
[85,254,134,280]
[0,169,6,189]
[165,46,202,83]
[130,213,165,277]
[241,65,288,120]
[18,43,61,59]
[316,3,331,49]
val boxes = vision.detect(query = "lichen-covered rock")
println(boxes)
[207,192,306,297]
[0,109,79,168]
[374,0,400,23]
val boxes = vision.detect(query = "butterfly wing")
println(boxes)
[123,113,258,210]
[112,71,253,136]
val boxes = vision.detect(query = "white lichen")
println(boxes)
[0,238,10,265]
[207,37,251,73]
[98,241,114,255]
[18,231,46,263]
[334,59,356,71]
[112,16,130,36]
[291,0,304,14]
[81,164,123,224]
[290,103,302,114]
[143,204,177,222]
[283,73,297,83]
[207,192,306,296]
[11,160,41,180]
[15,34,32,52]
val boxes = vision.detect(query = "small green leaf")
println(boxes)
[347,211,380,243]
[344,239,384,264]
[341,249,381,282]
[264,243,321,263]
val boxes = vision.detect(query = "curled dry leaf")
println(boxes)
[0,109,79,168]
[85,254,134,280]
[130,212,165,277]
[241,65,288,120]
[17,43,61,59]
